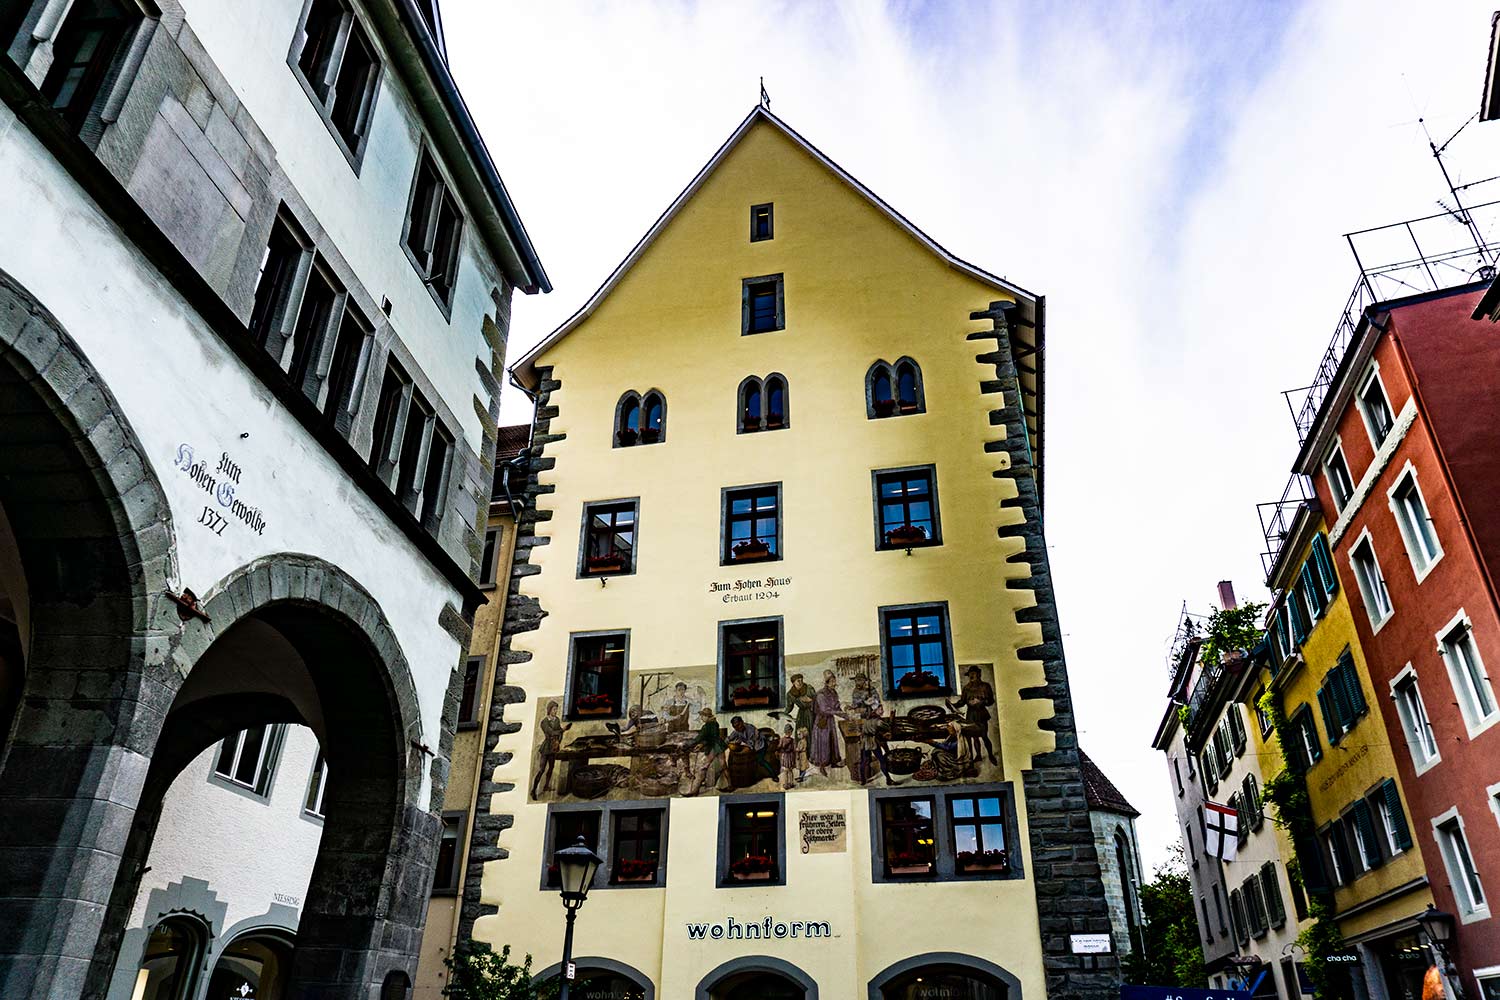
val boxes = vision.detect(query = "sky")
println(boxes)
[444,0,1500,872]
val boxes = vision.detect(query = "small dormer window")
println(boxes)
[751,203,774,242]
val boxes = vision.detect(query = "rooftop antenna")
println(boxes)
[759,76,771,111]
[1418,112,1496,271]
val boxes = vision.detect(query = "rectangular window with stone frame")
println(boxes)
[290,0,383,167]
[367,361,453,532]
[403,148,465,314]
[35,0,147,136]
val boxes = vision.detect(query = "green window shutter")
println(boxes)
[1229,888,1248,945]
[1305,711,1323,762]
[1229,707,1247,755]
[1318,684,1342,745]
[1302,563,1326,618]
[1339,654,1368,717]
[1351,800,1382,868]
[1383,779,1413,850]
[1261,861,1286,927]
[1313,533,1338,596]
[1290,590,1309,643]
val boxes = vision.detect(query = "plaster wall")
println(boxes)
[0,108,461,803]
[476,120,1062,994]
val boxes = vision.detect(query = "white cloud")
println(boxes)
[445,0,1500,869]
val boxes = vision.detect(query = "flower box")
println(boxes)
[957,849,1008,873]
[898,400,920,414]
[887,850,934,875]
[730,540,772,562]
[765,414,785,429]
[898,671,944,694]
[616,428,638,446]
[614,859,658,883]
[731,692,773,708]
[575,694,615,716]
[586,554,626,574]
[873,398,896,417]
[729,855,776,880]
[885,524,928,547]
[640,427,660,444]
[742,412,762,432]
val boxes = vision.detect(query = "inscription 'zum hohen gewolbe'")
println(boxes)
[173,443,269,537]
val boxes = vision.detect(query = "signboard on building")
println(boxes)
[1071,934,1113,954]
[798,810,847,853]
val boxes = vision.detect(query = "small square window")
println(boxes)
[874,466,941,549]
[879,796,936,878]
[722,485,781,564]
[949,794,1009,874]
[750,203,774,242]
[721,798,782,885]
[432,813,463,894]
[880,604,953,697]
[567,633,627,720]
[610,809,664,884]
[580,500,637,577]
[457,655,483,728]
[742,274,784,334]
[720,619,781,711]
[546,810,601,888]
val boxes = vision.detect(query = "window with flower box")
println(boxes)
[873,466,941,549]
[719,618,781,711]
[542,801,669,891]
[579,500,637,577]
[880,602,953,697]
[865,358,926,418]
[566,632,627,721]
[719,795,783,886]
[544,809,601,889]
[722,484,781,564]
[738,374,789,433]
[868,784,1020,883]
[610,809,663,885]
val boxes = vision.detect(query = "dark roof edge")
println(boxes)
[387,0,551,294]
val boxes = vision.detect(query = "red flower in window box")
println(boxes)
[887,850,935,875]
[731,684,774,707]
[730,540,772,562]
[885,524,928,547]
[575,693,615,716]
[765,413,785,429]
[897,670,944,694]
[616,428,638,446]
[873,398,896,418]
[614,857,658,883]
[640,427,660,444]
[956,848,1008,872]
[586,553,627,574]
[742,411,762,432]
[729,854,775,879]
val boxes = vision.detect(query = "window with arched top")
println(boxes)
[866,358,924,418]
[135,915,209,1000]
[615,391,666,447]
[738,374,790,433]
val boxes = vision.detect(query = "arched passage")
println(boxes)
[0,268,179,994]
[90,555,434,999]
[867,952,1021,1000]
[697,956,817,1000]
[535,956,654,999]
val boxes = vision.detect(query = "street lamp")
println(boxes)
[1416,905,1463,1000]
[554,835,602,1000]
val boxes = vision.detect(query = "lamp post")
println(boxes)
[1416,904,1463,1000]
[554,835,602,1000]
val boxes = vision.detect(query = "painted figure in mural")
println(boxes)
[778,724,798,789]
[531,701,572,798]
[728,715,778,781]
[685,706,730,795]
[850,674,895,785]
[809,669,844,776]
[662,680,697,733]
[948,665,999,765]
[783,672,814,778]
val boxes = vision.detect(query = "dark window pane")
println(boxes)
[433,816,461,891]
[297,0,343,98]
[458,657,481,724]
[322,311,369,437]
[288,265,338,397]
[329,21,377,149]
[40,0,136,130]
[548,812,601,887]
[249,219,305,350]
[881,797,936,876]
[726,803,779,881]
[725,488,779,561]
[569,634,626,718]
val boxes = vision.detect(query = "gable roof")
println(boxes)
[1080,750,1139,817]
[509,106,1044,486]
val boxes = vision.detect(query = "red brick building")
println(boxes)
[1293,280,1500,998]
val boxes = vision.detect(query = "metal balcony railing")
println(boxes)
[1257,474,1319,581]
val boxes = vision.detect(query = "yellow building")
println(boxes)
[465,106,1118,999]
[1260,491,1433,1000]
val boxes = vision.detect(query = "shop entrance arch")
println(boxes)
[697,957,816,1000]
[869,953,1021,1000]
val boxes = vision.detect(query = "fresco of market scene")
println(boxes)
[528,624,1004,804]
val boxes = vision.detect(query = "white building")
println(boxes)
[0,0,547,996]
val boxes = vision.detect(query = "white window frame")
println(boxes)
[1321,827,1345,886]
[1472,966,1500,1000]
[212,724,285,797]
[1348,529,1394,632]
[1376,790,1407,858]
[1387,462,1443,582]
[1431,807,1490,921]
[1347,807,1378,872]
[304,749,329,819]
[1389,664,1442,775]
[1436,611,1500,739]
[1356,362,1396,450]
[1487,782,1500,832]
[1324,439,1356,514]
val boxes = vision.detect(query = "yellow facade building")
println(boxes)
[464,106,1118,999]
[1261,498,1433,1000]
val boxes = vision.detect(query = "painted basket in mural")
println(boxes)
[570,765,613,799]
[887,748,922,775]
[630,753,682,798]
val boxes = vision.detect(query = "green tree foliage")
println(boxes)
[1122,843,1207,988]
[1195,602,1267,671]
[444,943,558,1000]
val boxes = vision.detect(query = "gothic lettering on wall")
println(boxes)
[173,443,270,536]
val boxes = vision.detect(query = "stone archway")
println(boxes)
[867,952,1022,1000]
[0,268,179,996]
[89,554,436,1000]
[696,956,817,1000]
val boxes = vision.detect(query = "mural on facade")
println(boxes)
[528,647,1003,802]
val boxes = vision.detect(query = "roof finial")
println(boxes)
[759,76,771,111]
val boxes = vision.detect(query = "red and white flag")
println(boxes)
[1204,801,1240,862]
